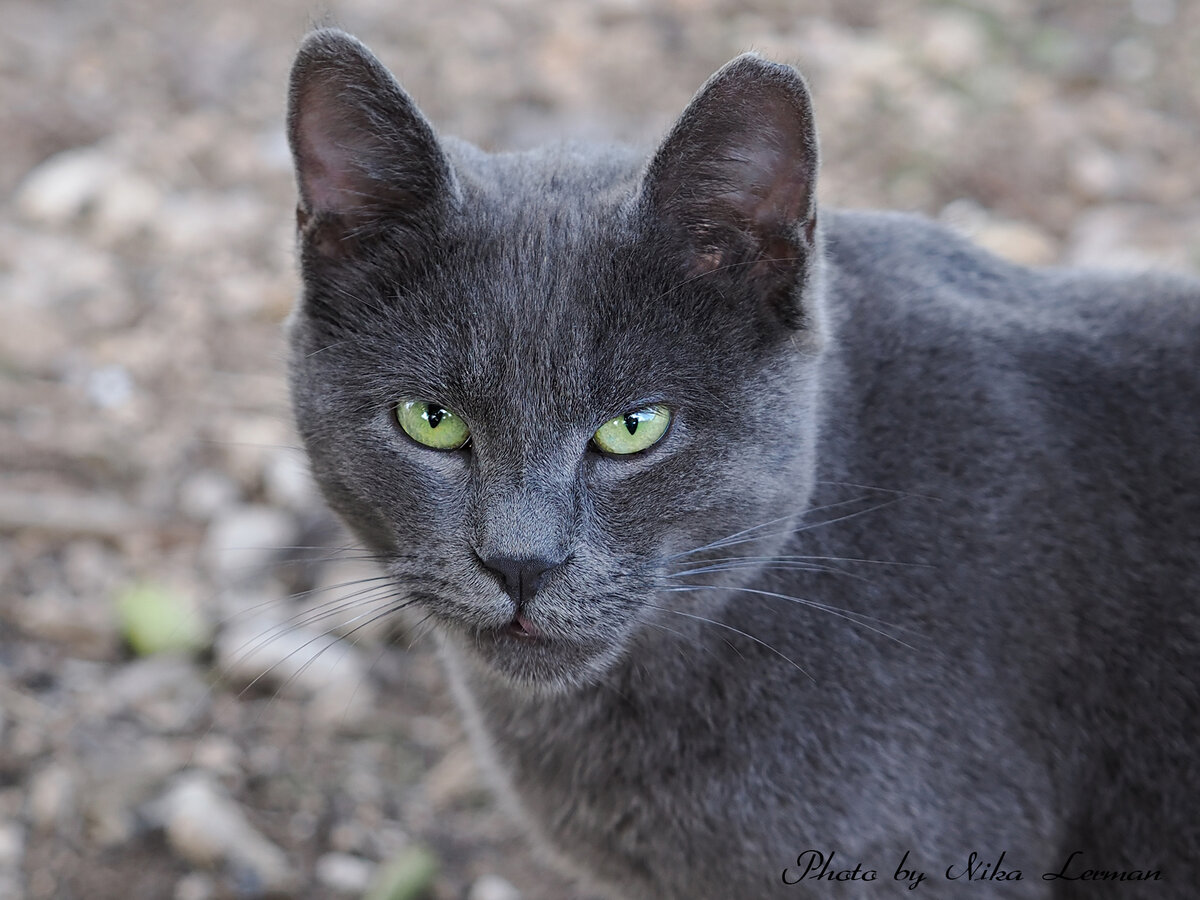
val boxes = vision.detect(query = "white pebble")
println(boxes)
[178,470,242,521]
[173,872,216,900]
[469,874,523,900]
[0,823,23,900]
[190,735,243,777]
[315,852,377,894]
[93,170,162,240]
[15,145,121,226]
[0,822,23,869]
[154,773,297,894]
[27,764,77,831]
[85,364,135,410]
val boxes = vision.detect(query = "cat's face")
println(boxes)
[286,30,824,691]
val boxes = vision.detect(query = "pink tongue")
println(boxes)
[512,614,539,638]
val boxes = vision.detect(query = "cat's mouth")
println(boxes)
[506,613,540,639]
[460,611,558,651]
[444,609,620,690]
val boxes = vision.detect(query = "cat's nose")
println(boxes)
[478,554,564,606]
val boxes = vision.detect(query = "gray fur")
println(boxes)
[286,28,1200,898]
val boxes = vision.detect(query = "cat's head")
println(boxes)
[286,29,826,692]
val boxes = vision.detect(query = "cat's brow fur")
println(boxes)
[286,28,1200,898]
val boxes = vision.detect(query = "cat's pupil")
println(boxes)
[426,405,445,428]
[624,413,639,435]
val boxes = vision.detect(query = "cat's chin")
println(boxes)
[438,622,625,695]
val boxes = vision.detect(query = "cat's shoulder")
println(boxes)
[822,207,1200,345]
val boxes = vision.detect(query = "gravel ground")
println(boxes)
[2,1,1198,898]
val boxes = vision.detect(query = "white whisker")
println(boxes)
[658,583,920,651]
[644,601,813,681]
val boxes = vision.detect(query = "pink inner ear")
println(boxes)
[727,109,813,233]
[682,120,815,282]
[295,98,363,217]
[657,83,816,276]
[760,149,812,232]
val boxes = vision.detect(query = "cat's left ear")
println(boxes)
[287,29,455,263]
[639,54,819,328]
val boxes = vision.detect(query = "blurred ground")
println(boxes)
[1,1,1198,898]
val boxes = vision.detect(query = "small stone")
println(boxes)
[3,232,122,312]
[85,363,135,410]
[919,11,987,76]
[365,823,412,866]
[284,811,317,846]
[93,170,162,241]
[174,872,217,900]
[329,820,369,855]
[14,145,121,226]
[972,220,1058,266]
[158,190,268,254]
[1067,205,1169,270]
[0,822,23,900]
[191,736,243,777]
[1069,143,1130,202]
[1110,36,1156,83]
[0,822,24,869]
[20,584,121,658]
[104,655,212,731]
[424,744,485,811]
[8,720,47,760]
[1132,0,1176,25]
[469,874,523,900]
[940,201,1058,267]
[62,540,121,599]
[178,469,242,521]
[27,764,77,831]
[316,852,377,894]
[153,773,297,894]
[0,235,121,368]
[85,735,185,847]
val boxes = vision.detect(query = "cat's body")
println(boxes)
[285,30,1200,898]
[437,211,1200,899]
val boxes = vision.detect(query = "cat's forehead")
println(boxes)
[359,142,758,434]
[445,137,644,201]
[389,146,661,401]
[424,220,652,427]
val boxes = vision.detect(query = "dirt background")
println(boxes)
[2,1,1198,898]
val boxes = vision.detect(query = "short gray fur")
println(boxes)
[285,28,1200,898]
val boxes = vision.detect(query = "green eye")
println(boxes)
[593,404,671,455]
[395,400,471,450]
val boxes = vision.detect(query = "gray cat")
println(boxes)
[284,28,1199,899]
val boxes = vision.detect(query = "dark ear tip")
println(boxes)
[292,28,373,74]
[297,26,359,52]
[722,51,770,70]
[713,52,810,94]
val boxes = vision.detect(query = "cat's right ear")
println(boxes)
[638,54,820,329]
[287,29,455,262]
